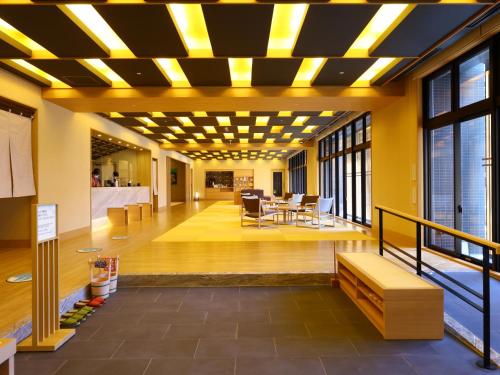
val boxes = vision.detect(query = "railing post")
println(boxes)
[416,223,422,276]
[477,246,496,370]
[378,209,383,256]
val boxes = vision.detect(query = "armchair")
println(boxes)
[241,197,277,229]
[296,198,335,229]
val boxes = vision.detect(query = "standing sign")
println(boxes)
[37,204,57,242]
[17,203,75,352]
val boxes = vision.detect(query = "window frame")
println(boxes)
[318,112,372,226]
[423,36,499,270]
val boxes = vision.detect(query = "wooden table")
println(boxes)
[0,338,15,375]
[273,205,294,225]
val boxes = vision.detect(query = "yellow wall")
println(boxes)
[0,68,191,235]
[306,145,318,195]
[193,159,287,200]
[371,78,421,243]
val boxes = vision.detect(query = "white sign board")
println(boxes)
[37,204,57,242]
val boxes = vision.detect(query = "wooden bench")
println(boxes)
[0,338,15,375]
[107,207,128,226]
[337,252,444,340]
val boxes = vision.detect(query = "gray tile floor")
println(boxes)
[15,286,494,375]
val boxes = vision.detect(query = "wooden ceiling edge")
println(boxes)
[40,84,405,112]
[159,141,313,151]
[383,4,498,84]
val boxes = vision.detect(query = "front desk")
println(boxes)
[92,187,150,219]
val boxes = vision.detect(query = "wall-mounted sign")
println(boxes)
[6,273,32,283]
[37,204,57,242]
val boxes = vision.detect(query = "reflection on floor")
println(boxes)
[14,286,487,375]
[154,201,371,243]
[170,202,184,207]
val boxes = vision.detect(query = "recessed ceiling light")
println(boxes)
[339,72,344,75]
[97,134,102,137]
[108,138,112,141]
[136,72,142,75]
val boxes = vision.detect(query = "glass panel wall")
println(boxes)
[424,37,498,270]
[288,150,307,194]
[319,112,372,226]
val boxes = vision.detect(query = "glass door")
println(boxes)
[428,115,492,262]
[458,115,492,261]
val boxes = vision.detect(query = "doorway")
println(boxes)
[170,158,188,205]
[272,170,284,198]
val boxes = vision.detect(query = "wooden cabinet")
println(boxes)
[337,252,444,340]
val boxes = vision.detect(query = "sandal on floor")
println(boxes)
[61,312,87,322]
[60,318,80,328]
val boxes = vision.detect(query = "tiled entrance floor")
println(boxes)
[15,286,493,375]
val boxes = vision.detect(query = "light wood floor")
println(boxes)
[0,200,473,338]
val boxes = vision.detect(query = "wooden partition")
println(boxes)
[18,204,75,351]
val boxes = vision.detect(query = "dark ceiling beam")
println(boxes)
[41,84,404,113]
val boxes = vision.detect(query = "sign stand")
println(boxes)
[17,204,75,351]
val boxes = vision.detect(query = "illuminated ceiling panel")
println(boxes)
[229,58,252,87]
[61,4,134,58]
[0,18,55,58]
[344,4,414,58]
[292,58,326,87]
[80,59,130,88]
[267,4,308,57]
[351,57,398,87]
[166,4,213,57]
[4,59,70,88]
[154,58,190,87]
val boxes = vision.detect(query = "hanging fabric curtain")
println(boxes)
[0,109,36,197]
[0,110,12,198]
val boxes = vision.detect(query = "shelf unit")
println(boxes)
[337,252,444,340]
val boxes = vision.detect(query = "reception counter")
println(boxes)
[92,187,150,219]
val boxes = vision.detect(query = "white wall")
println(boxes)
[0,67,190,234]
[193,158,287,199]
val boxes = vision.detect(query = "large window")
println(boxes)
[319,113,372,226]
[424,37,499,270]
[288,150,307,194]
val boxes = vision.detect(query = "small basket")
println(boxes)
[103,256,120,294]
[89,257,111,299]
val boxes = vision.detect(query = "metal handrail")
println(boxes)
[375,206,499,371]
[375,205,500,253]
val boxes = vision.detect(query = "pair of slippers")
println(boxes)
[75,297,105,309]
[60,306,95,328]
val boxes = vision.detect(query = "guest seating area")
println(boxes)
[240,191,334,229]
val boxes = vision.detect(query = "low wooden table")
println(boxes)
[274,205,294,224]
[0,338,15,375]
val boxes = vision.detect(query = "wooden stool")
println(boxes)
[107,207,128,226]
[139,202,153,217]
[126,204,142,222]
[0,338,15,375]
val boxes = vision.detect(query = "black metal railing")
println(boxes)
[375,205,500,370]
